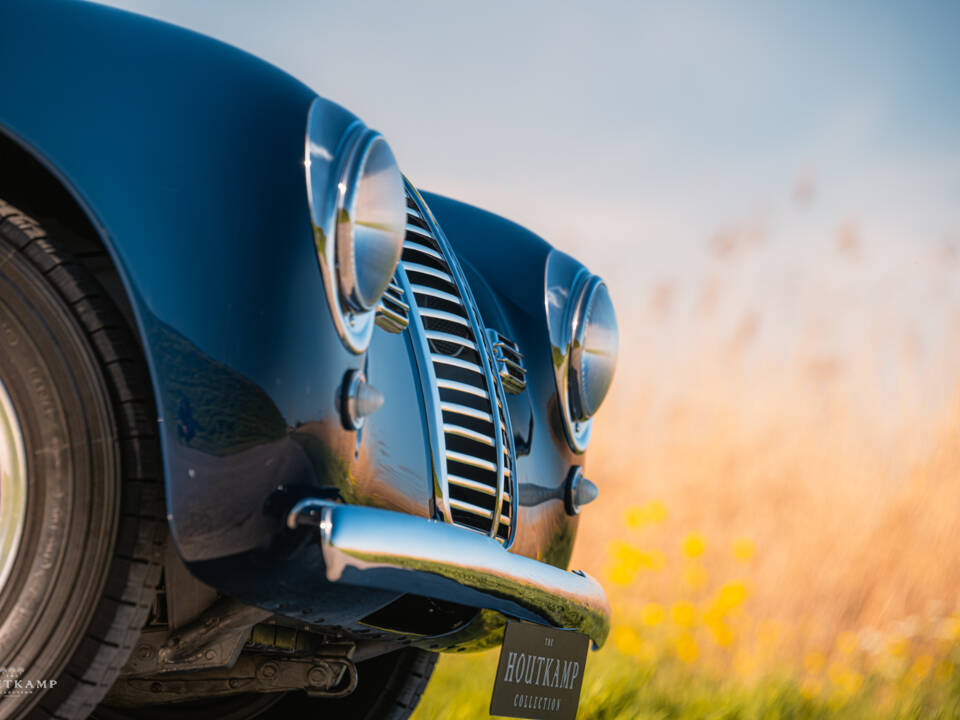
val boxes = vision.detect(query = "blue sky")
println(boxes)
[93,1,959,269]
[94,0,960,399]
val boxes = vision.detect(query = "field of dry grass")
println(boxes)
[414,221,960,717]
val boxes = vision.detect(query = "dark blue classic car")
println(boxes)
[0,1,618,718]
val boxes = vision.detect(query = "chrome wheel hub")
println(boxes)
[0,377,27,594]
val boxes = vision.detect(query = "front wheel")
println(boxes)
[0,199,165,719]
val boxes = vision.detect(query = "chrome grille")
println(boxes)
[487,330,527,394]
[397,189,516,544]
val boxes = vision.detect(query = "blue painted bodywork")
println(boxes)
[0,0,584,636]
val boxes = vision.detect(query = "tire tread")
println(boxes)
[1,201,165,720]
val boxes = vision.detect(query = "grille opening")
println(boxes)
[445,434,498,465]
[496,524,510,541]
[403,246,446,271]
[407,213,431,231]
[404,264,454,285]
[421,316,473,340]
[380,296,407,316]
[438,411,494,437]
[438,386,489,412]
[415,294,463,317]
[449,484,498,508]
[428,342,481,365]
[446,456,497,479]
[451,509,491,532]
[434,362,484,385]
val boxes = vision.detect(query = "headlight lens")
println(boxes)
[569,278,618,421]
[336,133,406,313]
[305,96,406,353]
[545,250,619,452]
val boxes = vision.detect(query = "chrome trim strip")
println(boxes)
[423,330,477,351]
[440,402,493,424]
[499,356,527,375]
[405,222,433,238]
[492,341,524,360]
[446,450,497,473]
[448,474,498,495]
[437,378,488,399]
[288,501,611,648]
[449,498,494,519]
[432,355,483,374]
[402,240,444,262]
[402,262,454,284]
[418,307,470,327]
[409,285,462,305]
[443,424,495,446]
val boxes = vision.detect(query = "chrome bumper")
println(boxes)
[287,500,610,648]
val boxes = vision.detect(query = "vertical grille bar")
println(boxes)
[396,182,517,545]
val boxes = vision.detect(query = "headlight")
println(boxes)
[305,98,406,353]
[569,277,618,421]
[545,250,619,453]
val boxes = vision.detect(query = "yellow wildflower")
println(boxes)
[612,625,642,655]
[941,615,960,641]
[804,650,827,674]
[674,633,699,663]
[713,581,748,614]
[905,654,933,687]
[731,538,755,562]
[608,564,635,586]
[624,500,668,528]
[640,602,665,627]
[682,533,706,558]
[886,634,909,658]
[828,662,863,697]
[707,618,734,647]
[670,601,696,628]
[682,562,708,590]
[609,541,665,573]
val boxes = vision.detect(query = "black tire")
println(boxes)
[0,199,165,719]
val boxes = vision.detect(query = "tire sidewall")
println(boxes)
[0,238,120,717]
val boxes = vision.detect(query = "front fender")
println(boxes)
[0,0,432,619]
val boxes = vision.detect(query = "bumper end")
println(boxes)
[288,500,610,648]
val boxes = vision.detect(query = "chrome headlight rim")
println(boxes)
[545,250,618,454]
[305,98,405,354]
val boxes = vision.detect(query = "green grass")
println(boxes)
[412,645,960,720]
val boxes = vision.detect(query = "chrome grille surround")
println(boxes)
[394,182,517,545]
